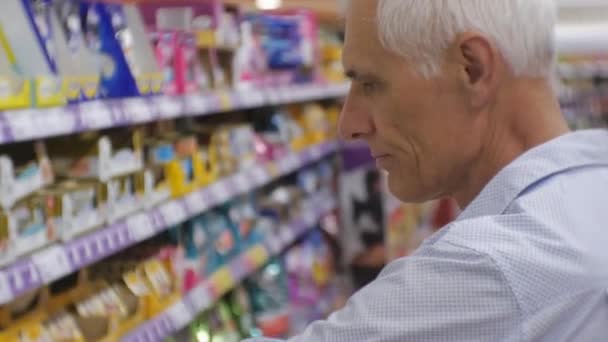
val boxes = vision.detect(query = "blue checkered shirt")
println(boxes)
[246,130,608,342]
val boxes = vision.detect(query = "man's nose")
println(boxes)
[338,92,374,141]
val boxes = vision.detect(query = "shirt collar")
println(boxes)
[457,129,608,221]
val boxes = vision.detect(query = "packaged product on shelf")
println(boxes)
[225,195,263,248]
[141,136,174,208]
[245,258,290,338]
[0,24,31,110]
[319,27,345,83]
[0,141,54,211]
[167,217,209,292]
[245,10,318,86]
[48,130,144,182]
[290,103,332,147]
[182,299,242,342]
[102,172,143,223]
[139,258,181,317]
[227,286,259,339]
[44,312,84,341]
[153,30,204,95]
[72,282,146,340]
[53,0,101,101]
[0,288,50,341]
[258,186,303,225]
[204,210,240,274]
[201,123,255,176]
[165,133,215,197]
[0,0,66,107]
[47,130,144,223]
[286,230,335,334]
[42,179,105,241]
[232,21,267,91]
[0,191,58,264]
[81,2,162,98]
[207,300,241,342]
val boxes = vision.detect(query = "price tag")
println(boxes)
[267,236,282,255]
[286,154,300,171]
[185,192,206,214]
[211,182,231,203]
[166,301,193,330]
[31,245,72,283]
[305,206,318,226]
[217,92,232,111]
[157,97,182,119]
[0,271,12,304]
[124,98,152,124]
[127,213,155,242]
[189,285,212,312]
[233,173,250,192]
[210,267,234,295]
[246,245,269,268]
[311,145,323,160]
[80,100,113,129]
[251,166,268,185]
[154,318,168,338]
[37,108,72,138]
[159,201,187,226]
[281,226,296,245]
[266,162,280,178]
[185,95,208,115]
[7,110,36,141]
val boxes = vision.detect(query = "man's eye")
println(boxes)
[362,82,376,93]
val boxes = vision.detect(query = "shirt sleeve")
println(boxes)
[245,241,522,342]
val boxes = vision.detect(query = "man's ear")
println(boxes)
[453,33,498,108]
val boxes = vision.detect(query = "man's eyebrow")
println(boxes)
[345,69,381,82]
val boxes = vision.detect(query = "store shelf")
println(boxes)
[120,192,337,342]
[0,82,350,145]
[0,141,338,305]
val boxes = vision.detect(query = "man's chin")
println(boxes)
[387,177,431,203]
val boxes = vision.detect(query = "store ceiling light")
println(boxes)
[256,0,282,10]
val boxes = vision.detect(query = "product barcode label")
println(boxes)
[31,245,71,283]
[127,213,155,242]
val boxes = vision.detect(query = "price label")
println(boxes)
[0,271,12,304]
[233,173,250,192]
[31,245,72,283]
[185,192,206,214]
[7,110,36,141]
[246,246,269,268]
[185,95,208,115]
[127,213,155,242]
[38,108,72,138]
[281,226,296,245]
[286,154,300,171]
[217,92,232,111]
[156,97,182,119]
[189,285,212,312]
[159,201,187,227]
[311,145,323,160]
[211,182,231,203]
[305,206,318,226]
[251,166,268,185]
[266,162,280,178]
[167,301,193,330]
[124,98,152,123]
[80,100,113,129]
[210,267,234,295]
[267,236,282,255]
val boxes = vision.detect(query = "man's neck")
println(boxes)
[453,78,571,209]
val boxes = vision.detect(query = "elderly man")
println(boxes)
[247,0,608,341]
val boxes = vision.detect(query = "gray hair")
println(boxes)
[377,0,558,78]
